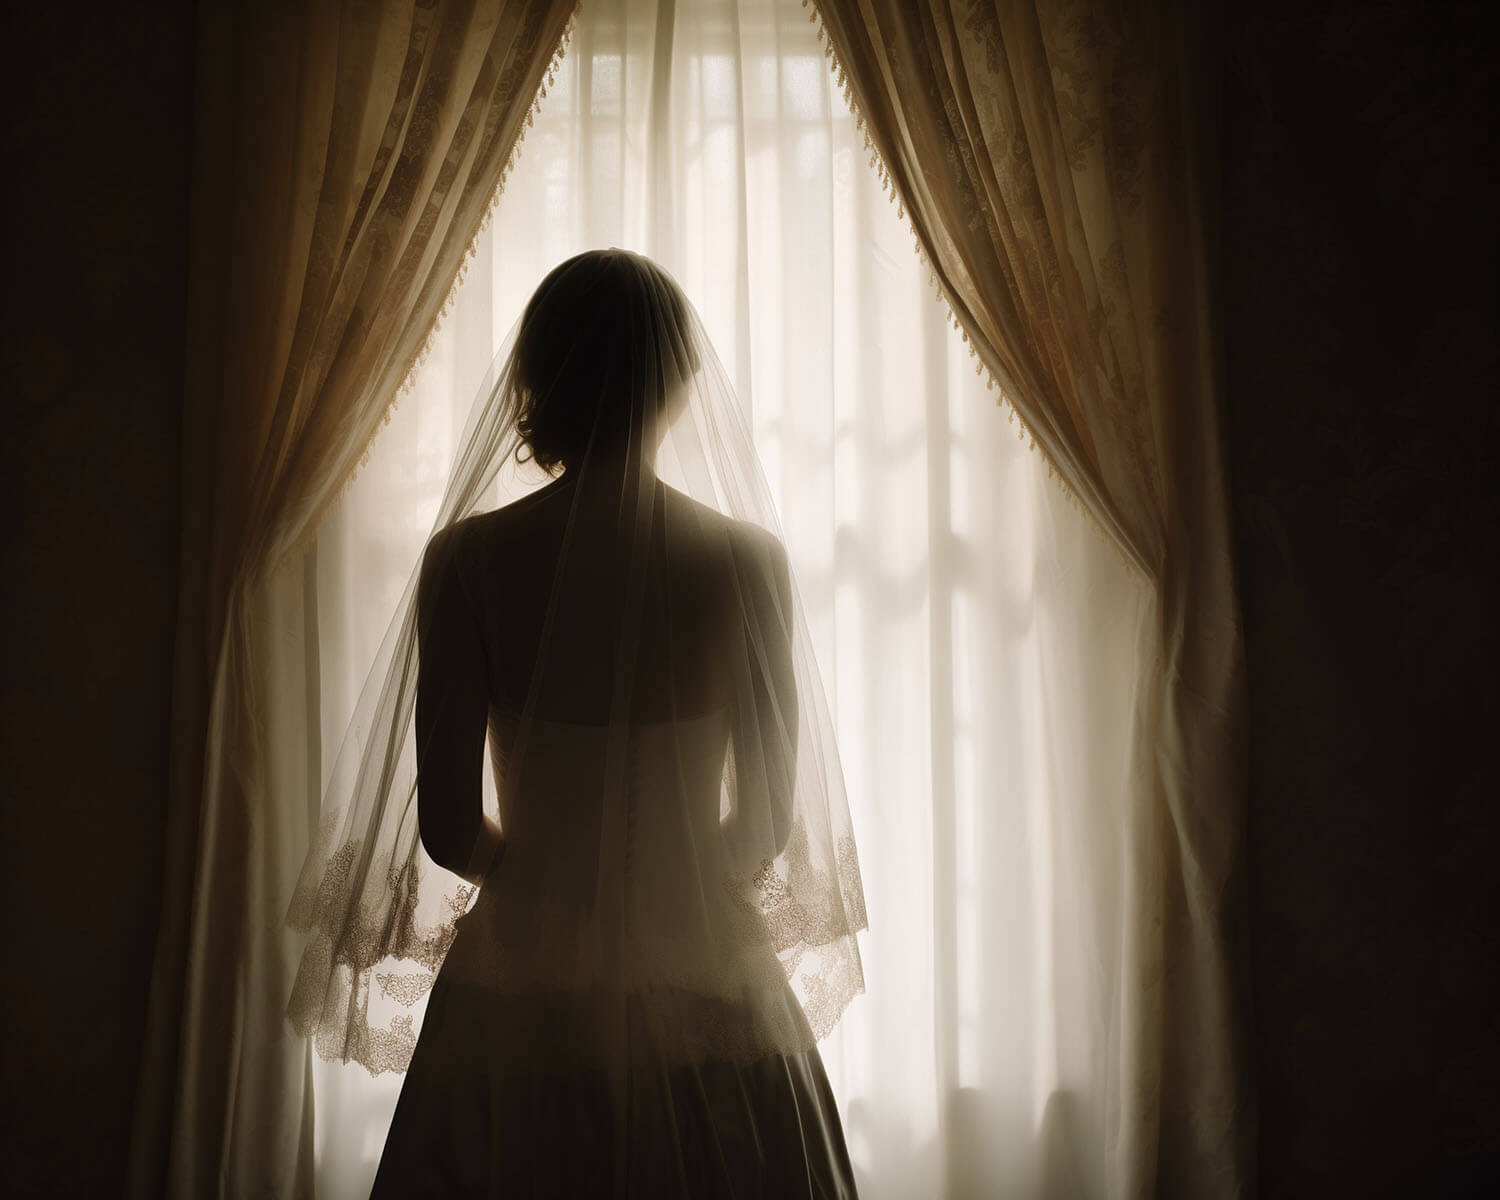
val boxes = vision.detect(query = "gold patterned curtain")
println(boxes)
[128,1,576,1194]
[807,0,1251,1193]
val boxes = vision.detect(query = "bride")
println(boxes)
[288,250,866,1197]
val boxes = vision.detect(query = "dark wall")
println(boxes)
[1225,3,1498,1196]
[0,4,192,1196]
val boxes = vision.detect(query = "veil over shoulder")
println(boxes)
[285,249,866,1190]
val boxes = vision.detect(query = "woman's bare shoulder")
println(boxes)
[661,485,784,552]
[662,488,786,577]
[659,490,787,607]
[419,507,532,596]
[437,482,572,550]
[422,512,492,568]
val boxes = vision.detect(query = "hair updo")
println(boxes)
[513,249,697,473]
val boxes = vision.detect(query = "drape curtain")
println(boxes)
[809,0,1251,1193]
[129,2,576,1195]
[305,1,1152,1196]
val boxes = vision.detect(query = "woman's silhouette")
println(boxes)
[357,251,861,1197]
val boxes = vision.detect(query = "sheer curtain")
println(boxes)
[308,0,1147,1195]
[129,3,577,1195]
[808,4,1248,1190]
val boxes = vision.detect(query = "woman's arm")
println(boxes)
[414,526,505,886]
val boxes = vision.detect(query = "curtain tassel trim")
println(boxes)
[800,0,1133,571]
[321,3,582,528]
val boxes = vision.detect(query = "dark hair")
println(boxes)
[513,249,696,473]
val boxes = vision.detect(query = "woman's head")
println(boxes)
[513,249,699,473]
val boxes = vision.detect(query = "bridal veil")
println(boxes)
[285,250,867,1092]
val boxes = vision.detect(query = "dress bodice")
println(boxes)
[440,704,784,1000]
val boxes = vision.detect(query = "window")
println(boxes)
[310,2,1145,1195]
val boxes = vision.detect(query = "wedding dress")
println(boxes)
[287,251,866,1197]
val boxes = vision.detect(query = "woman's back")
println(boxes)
[453,476,780,720]
[375,479,855,1198]
[436,479,794,992]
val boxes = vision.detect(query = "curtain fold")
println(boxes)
[808,0,1251,1193]
[128,1,576,1195]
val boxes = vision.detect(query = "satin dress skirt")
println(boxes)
[371,969,858,1199]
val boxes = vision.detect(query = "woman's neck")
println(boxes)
[560,446,659,488]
